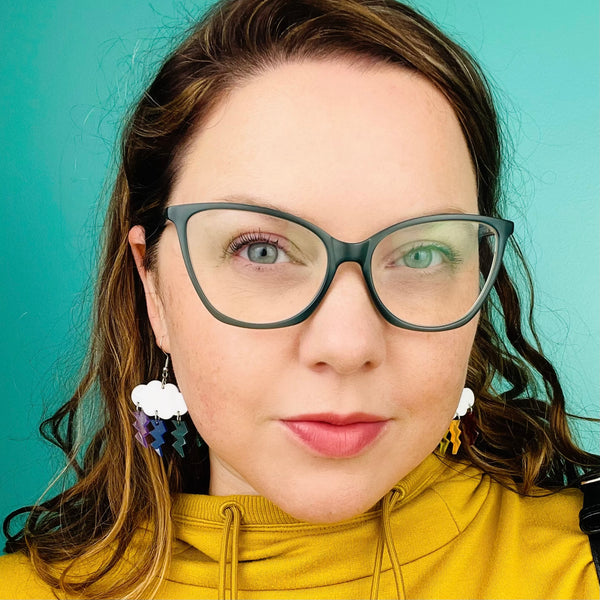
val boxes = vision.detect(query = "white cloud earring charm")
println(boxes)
[131,380,188,420]
[454,387,475,418]
[131,355,188,457]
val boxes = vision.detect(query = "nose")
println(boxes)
[297,263,387,375]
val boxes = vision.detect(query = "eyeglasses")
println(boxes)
[165,203,514,331]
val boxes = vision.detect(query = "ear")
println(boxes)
[128,225,171,353]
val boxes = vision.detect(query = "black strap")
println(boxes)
[580,475,600,581]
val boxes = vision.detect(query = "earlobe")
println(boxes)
[128,226,171,353]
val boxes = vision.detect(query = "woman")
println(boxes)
[2,0,599,598]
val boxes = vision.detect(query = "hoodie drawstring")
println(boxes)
[370,488,405,599]
[218,502,243,600]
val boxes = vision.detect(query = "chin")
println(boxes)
[266,480,389,524]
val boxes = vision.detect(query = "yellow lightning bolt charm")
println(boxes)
[448,419,462,455]
[438,435,451,455]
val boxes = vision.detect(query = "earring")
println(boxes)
[439,388,475,455]
[131,354,189,457]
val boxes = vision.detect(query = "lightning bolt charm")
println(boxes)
[150,418,167,457]
[133,409,151,448]
[448,419,462,455]
[438,435,451,455]
[172,419,188,458]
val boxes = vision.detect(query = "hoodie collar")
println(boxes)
[170,454,488,596]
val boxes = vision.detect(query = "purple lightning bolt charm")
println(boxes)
[133,409,151,448]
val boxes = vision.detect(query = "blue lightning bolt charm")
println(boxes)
[150,418,167,456]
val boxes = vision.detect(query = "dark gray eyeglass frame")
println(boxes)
[165,202,514,331]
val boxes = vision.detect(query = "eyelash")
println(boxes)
[405,243,460,262]
[225,231,285,257]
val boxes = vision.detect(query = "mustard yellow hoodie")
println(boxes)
[0,454,597,599]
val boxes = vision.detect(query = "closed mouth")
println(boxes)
[281,413,388,457]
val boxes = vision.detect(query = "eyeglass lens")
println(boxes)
[184,209,497,327]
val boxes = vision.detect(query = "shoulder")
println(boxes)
[432,458,586,530]
[0,552,58,599]
[425,459,598,597]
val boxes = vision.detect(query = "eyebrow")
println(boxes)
[206,194,475,220]
[205,193,322,223]
[208,193,289,211]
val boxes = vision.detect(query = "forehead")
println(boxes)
[170,59,477,238]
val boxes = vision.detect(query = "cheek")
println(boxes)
[393,321,477,418]
[161,281,291,433]
[153,243,254,414]
[380,322,477,468]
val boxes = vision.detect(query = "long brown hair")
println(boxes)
[4,0,599,597]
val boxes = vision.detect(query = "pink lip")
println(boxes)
[281,413,388,458]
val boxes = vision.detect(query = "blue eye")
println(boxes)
[226,233,292,265]
[399,245,453,269]
[403,246,442,268]
[246,242,280,264]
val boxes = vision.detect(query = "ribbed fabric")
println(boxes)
[1,454,598,599]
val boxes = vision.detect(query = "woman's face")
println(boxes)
[130,59,479,523]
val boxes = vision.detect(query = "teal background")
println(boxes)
[1,1,598,548]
